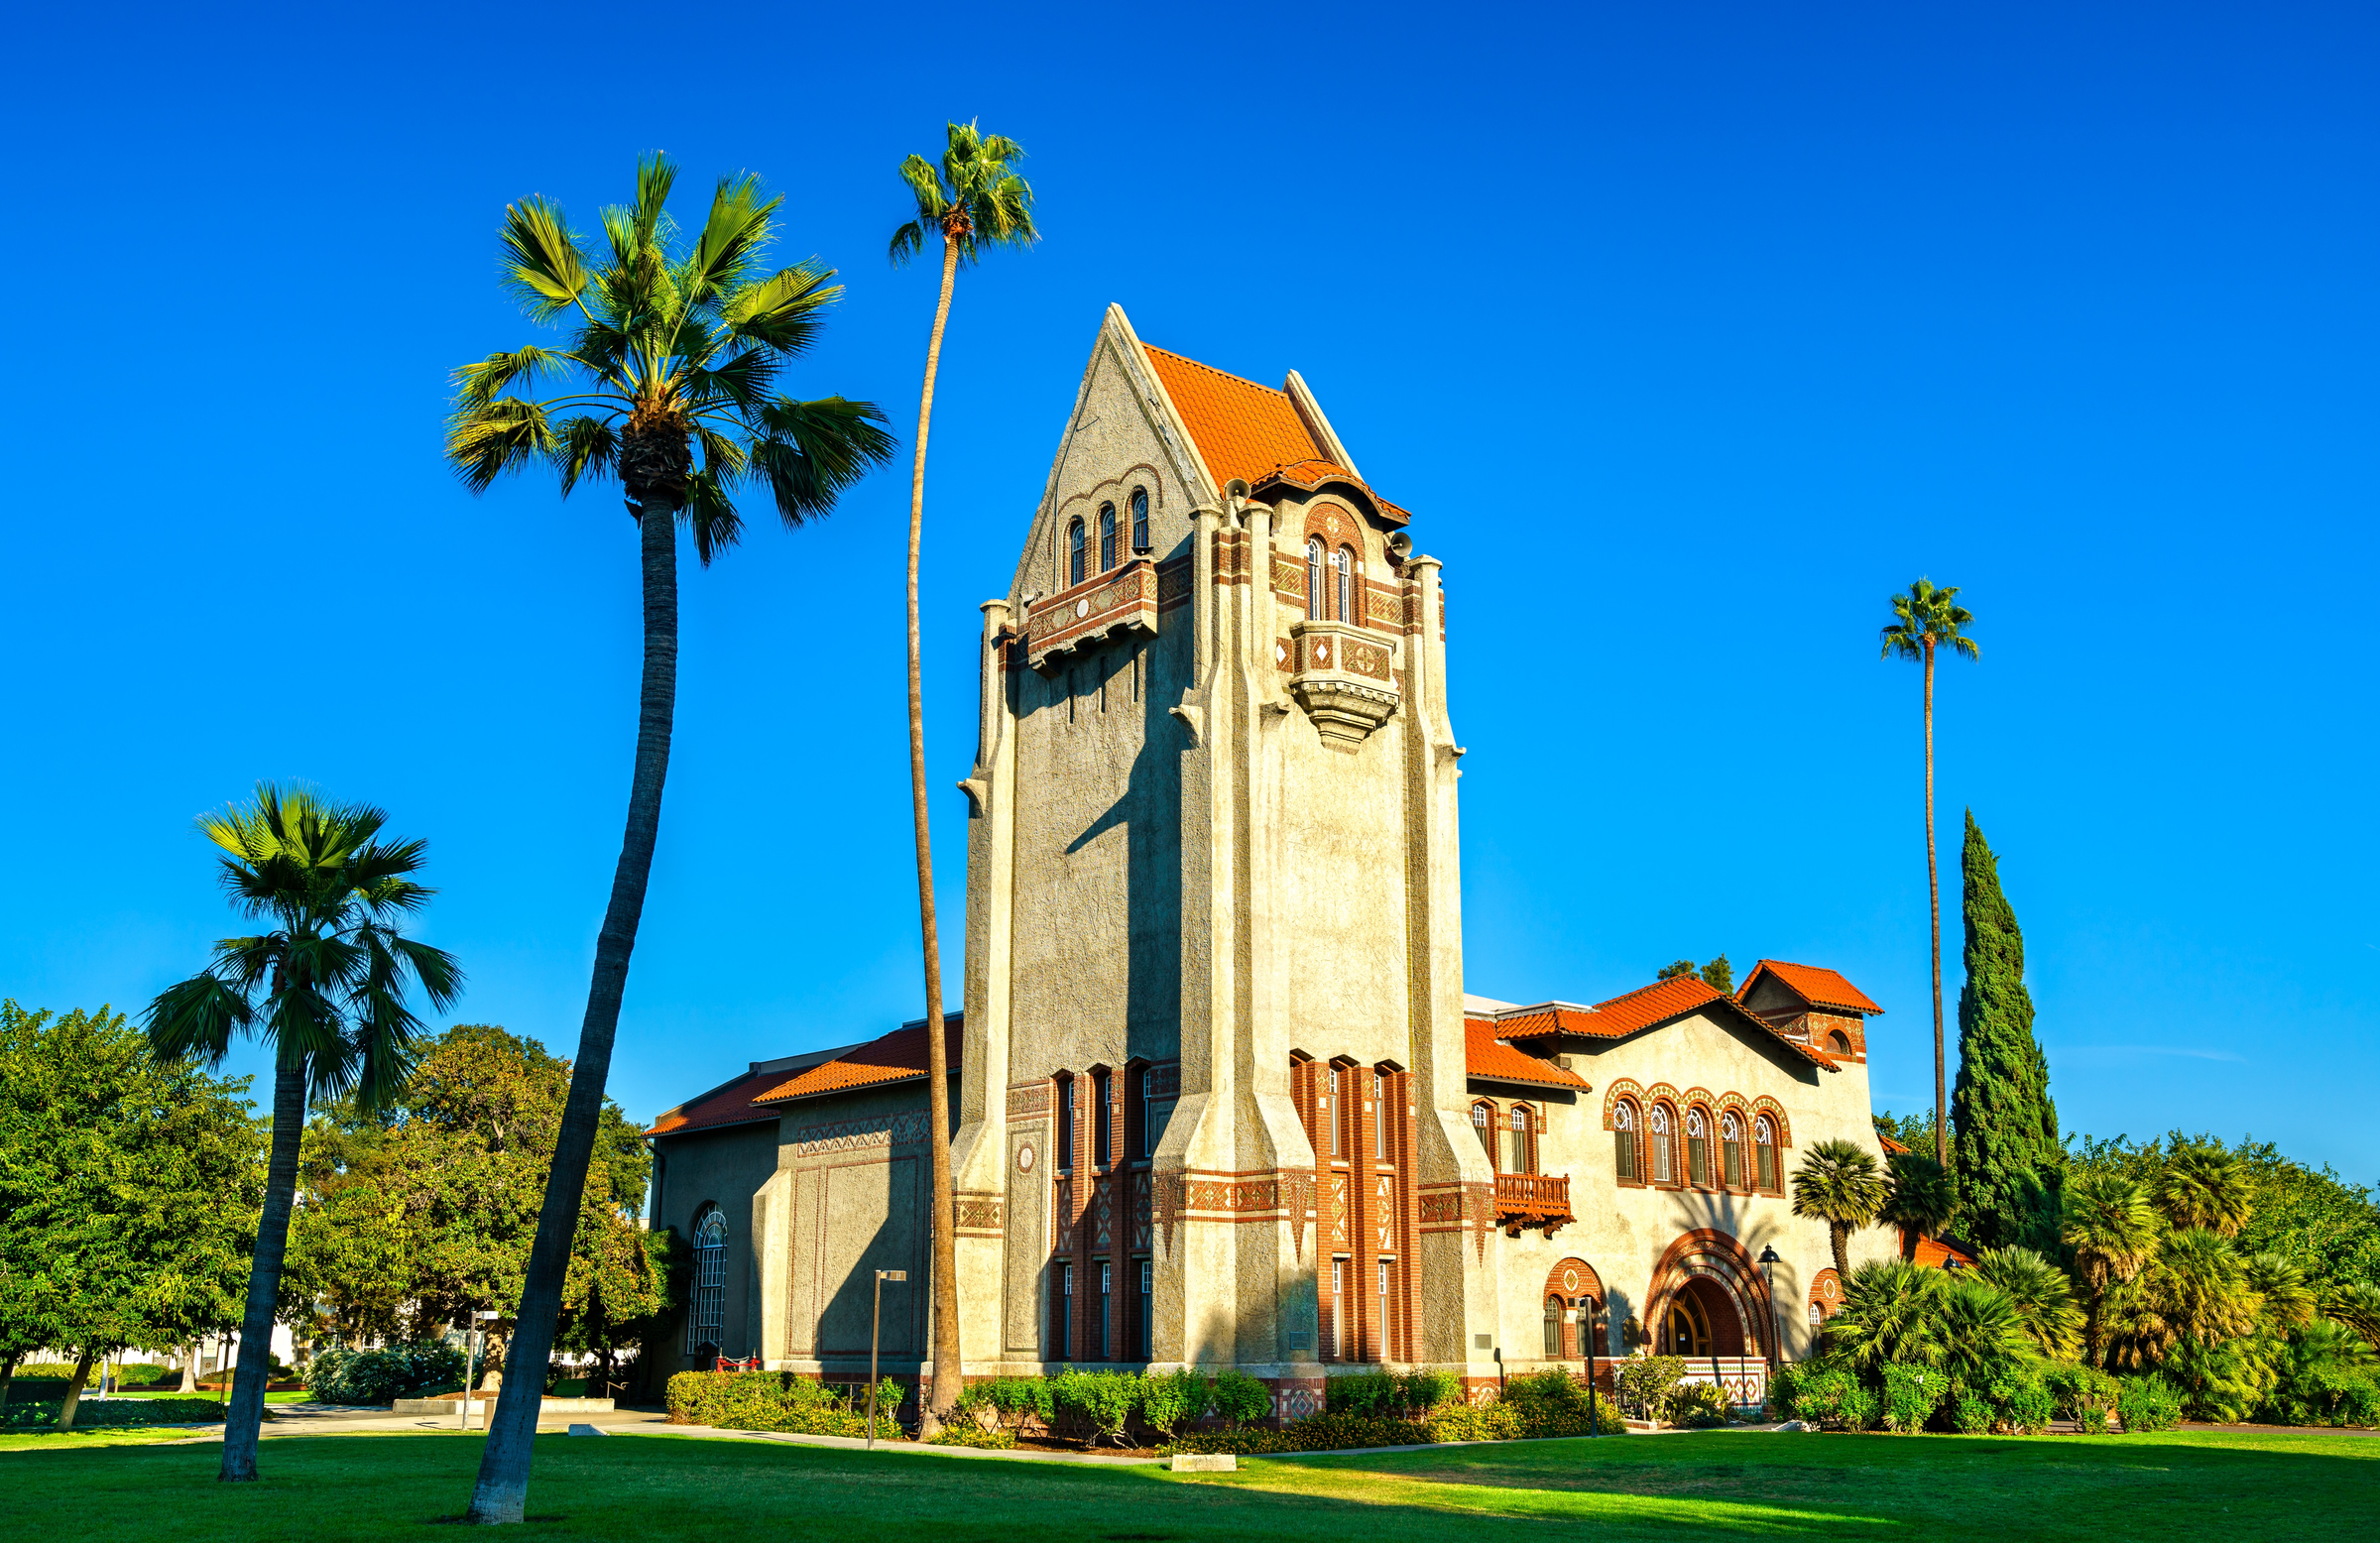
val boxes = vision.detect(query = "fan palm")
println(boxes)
[887,120,1035,1433]
[1973,1246,2083,1358]
[2242,1251,2316,1330]
[2323,1281,2380,1351]
[2108,1228,2258,1368]
[1792,1138,1889,1279]
[1879,579,1978,1168]
[1825,1260,1941,1370]
[1882,1149,1959,1261]
[446,157,893,1522]
[1933,1278,2038,1383]
[2062,1170,2159,1365]
[2156,1140,2254,1236]
[143,785,460,1483]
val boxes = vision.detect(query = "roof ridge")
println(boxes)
[1140,341,1287,398]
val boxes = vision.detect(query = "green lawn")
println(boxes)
[0,1428,2369,1541]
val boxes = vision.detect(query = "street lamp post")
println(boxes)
[1584,1294,1603,1438]
[869,1269,907,1450]
[459,1309,500,1432]
[1756,1246,1782,1408]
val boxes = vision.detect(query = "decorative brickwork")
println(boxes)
[786,1110,929,1158]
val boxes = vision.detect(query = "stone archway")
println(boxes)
[1541,1257,1604,1360]
[1644,1229,1771,1359]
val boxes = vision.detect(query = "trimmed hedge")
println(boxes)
[664,1370,903,1438]
[1168,1404,1523,1455]
[306,1342,466,1406]
[5,1397,228,1430]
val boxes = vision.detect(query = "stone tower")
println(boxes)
[954,305,1494,1405]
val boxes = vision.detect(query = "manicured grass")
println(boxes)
[0,1428,2370,1541]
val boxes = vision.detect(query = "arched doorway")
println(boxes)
[1659,1276,1745,1357]
[1540,1258,1604,1360]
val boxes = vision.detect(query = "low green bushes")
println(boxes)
[4,1397,228,1430]
[1499,1368,1627,1437]
[305,1342,466,1406]
[1771,1354,2187,1435]
[2116,1373,2184,1433]
[1615,1355,1685,1420]
[664,1371,903,1437]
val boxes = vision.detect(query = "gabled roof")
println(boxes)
[647,1039,864,1137]
[1464,1020,1591,1091]
[753,1016,962,1105]
[1480,974,1840,1070]
[1878,1131,1913,1155]
[1739,960,1884,1016]
[1141,344,1326,489]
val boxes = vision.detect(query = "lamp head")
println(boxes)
[1757,1246,1781,1265]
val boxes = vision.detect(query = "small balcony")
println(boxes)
[1025,558,1158,674]
[1494,1172,1573,1239]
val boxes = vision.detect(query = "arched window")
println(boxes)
[1686,1107,1711,1187]
[1334,545,1354,624]
[1306,536,1324,615]
[1056,1075,1075,1169]
[1612,1100,1640,1182]
[1754,1117,1779,1191]
[1722,1111,1746,1189]
[1130,488,1149,552]
[1649,1105,1675,1184]
[1327,1065,1345,1157]
[1543,1296,1562,1359]
[1099,504,1118,571]
[1507,1106,1536,1175]
[687,1206,727,1354]
[1373,1070,1389,1159]
[1471,1102,1495,1168]
[1828,1029,1852,1055]
[1068,519,1086,585]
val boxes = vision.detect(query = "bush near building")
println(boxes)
[303,1342,465,1406]
[664,1371,901,1437]
[4,1397,227,1429]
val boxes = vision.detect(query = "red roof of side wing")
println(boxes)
[1463,1020,1592,1090]
[1740,960,1885,1015]
[753,1017,962,1105]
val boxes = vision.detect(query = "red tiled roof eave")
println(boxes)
[753,1018,962,1105]
[1463,1021,1590,1091]
[646,1067,785,1137]
[1488,974,1840,1070]
[1740,960,1885,1016]
[1139,343,1415,526]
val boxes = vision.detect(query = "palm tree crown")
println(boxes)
[889,120,1037,269]
[2062,1169,2160,1365]
[447,154,894,561]
[1882,1149,1959,1261]
[2157,1140,2255,1236]
[145,783,462,1106]
[1793,1138,1889,1278]
[1879,578,1980,666]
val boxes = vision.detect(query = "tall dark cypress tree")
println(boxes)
[1952,810,2064,1251]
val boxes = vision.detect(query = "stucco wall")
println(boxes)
[649,1120,780,1375]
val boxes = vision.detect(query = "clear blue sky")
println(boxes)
[5,3,2372,1177]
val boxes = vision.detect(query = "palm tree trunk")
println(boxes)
[1924,640,1947,1170]
[906,236,964,1432]
[1831,1223,1851,1282]
[219,1053,306,1480]
[469,500,677,1524]
[0,1354,16,1411]
[56,1350,95,1431]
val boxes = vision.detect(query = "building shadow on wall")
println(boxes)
[815,1180,926,1364]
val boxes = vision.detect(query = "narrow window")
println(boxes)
[1472,1102,1494,1168]
[1373,1072,1388,1158]
[1094,1070,1112,1166]
[1138,1258,1153,1360]
[1336,545,1354,625]
[1613,1101,1639,1182]
[1144,1087,1172,1158]
[1055,1261,1074,1360]
[1330,1259,1345,1359]
[1377,1260,1391,1359]
[1755,1118,1778,1191]
[1650,1105,1675,1184]
[1130,488,1149,552]
[1068,519,1086,585]
[1722,1112,1745,1189]
[1099,504,1117,570]
[1508,1106,1535,1175]
[1809,1302,1824,1330]
[1544,1296,1562,1359]
[1687,1108,1711,1187]
[1328,1067,1344,1157]
[1057,1077,1075,1170]
[1306,536,1324,615]
[687,1207,727,1354]
[1098,1260,1113,1359]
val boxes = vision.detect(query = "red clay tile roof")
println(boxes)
[1140,344,1326,489]
[1912,1235,1977,1269]
[646,1066,793,1137]
[1465,1020,1591,1090]
[1740,960,1884,1016]
[753,1017,962,1105]
[1250,459,1413,529]
[1485,975,1839,1070]
[1878,1131,1913,1155]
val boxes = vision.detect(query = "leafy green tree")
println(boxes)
[2063,1169,2159,1367]
[1792,1138,1889,1279]
[144,785,460,1480]
[1879,578,1978,1168]
[0,1003,260,1428]
[1951,812,2062,1252]
[888,119,1036,1435]
[2158,1139,2255,1237]
[1882,1150,1959,1261]
[560,1219,685,1397]
[1657,959,1697,982]
[1872,1108,1942,1154]
[1699,955,1734,994]
[447,158,892,1522]
[1972,1246,2083,1359]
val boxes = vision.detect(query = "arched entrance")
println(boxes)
[1658,1276,1745,1357]
[1644,1229,1770,1360]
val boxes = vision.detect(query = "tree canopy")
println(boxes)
[1952,811,2063,1252]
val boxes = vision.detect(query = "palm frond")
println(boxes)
[553,415,623,496]
[889,220,925,267]
[680,469,744,567]
[684,349,778,415]
[723,262,840,355]
[142,973,254,1065]
[749,396,898,528]
[499,196,590,322]
[685,173,779,305]
[447,399,559,492]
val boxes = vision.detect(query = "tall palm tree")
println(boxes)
[2061,1169,2159,1366]
[143,785,460,1483]
[2157,1140,2254,1236]
[1792,1138,1889,1279]
[1879,578,1977,1169]
[887,120,1035,1433]
[1881,1149,1959,1262]
[445,157,893,1522]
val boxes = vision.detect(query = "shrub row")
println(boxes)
[1771,1357,2182,1434]
[1164,1368,1622,1455]
[955,1368,1272,1447]
[3,1397,229,1430]
[664,1370,904,1437]
[305,1341,468,1406]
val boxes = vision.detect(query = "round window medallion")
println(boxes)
[1017,1143,1035,1173]
[1074,598,1090,619]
